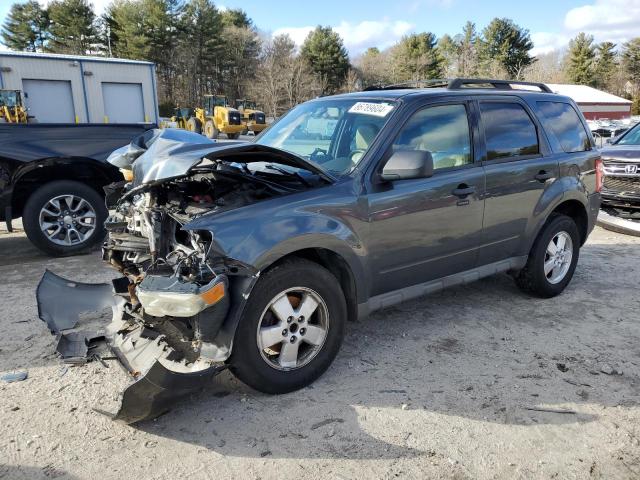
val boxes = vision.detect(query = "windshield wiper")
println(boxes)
[265,164,312,187]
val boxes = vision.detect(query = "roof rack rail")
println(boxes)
[363,79,449,91]
[447,78,553,93]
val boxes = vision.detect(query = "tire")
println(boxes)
[204,120,219,139]
[241,128,249,136]
[22,180,108,257]
[227,132,240,140]
[515,214,580,298]
[186,117,202,134]
[229,258,347,394]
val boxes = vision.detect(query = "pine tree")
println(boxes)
[300,26,349,95]
[480,18,535,79]
[220,8,252,29]
[622,38,640,87]
[593,41,617,90]
[459,21,478,77]
[392,32,444,81]
[180,0,224,103]
[1,1,50,52]
[47,0,98,54]
[566,33,596,86]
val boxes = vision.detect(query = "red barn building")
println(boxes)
[546,84,632,120]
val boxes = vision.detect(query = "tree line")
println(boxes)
[2,0,640,117]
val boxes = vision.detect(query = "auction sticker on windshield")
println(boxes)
[348,102,395,117]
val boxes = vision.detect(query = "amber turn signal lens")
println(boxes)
[200,282,225,305]
[120,168,134,182]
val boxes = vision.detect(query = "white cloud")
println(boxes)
[530,32,571,56]
[273,19,415,55]
[531,0,640,55]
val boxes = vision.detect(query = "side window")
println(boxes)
[393,104,472,170]
[536,101,591,152]
[480,102,539,160]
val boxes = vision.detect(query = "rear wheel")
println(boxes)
[204,119,219,139]
[229,259,346,394]
[186,117,202,134]
[515,214,580,298]
[22,180,107,256]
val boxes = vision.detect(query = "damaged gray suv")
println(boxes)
[37,79,602,423]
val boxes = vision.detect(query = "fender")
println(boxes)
[182,184,369,360]
[521,175,589,255]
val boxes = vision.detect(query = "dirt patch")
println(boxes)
[1,222,639,479]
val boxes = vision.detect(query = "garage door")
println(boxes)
[22,79,75,123]
[102,82,144,123]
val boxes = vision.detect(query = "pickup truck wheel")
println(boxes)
[515,214,580,298]
[229,258,346,394]
[22,180,107,256]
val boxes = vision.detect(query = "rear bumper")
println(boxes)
[247,122,267,133]
[587,192,601,237]
[220,124,245,134]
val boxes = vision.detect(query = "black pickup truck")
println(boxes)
[0,123,153,255]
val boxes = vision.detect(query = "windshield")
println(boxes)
[0,90,18,107]
[617,122,640,145]
[256,98,396,176]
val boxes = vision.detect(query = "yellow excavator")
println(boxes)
[186,94,245,139]
[236,99,267,135]
[0,89,28,124]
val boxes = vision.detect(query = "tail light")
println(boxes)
[595,158,604,193]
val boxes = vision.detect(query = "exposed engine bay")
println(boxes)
[36,129,330,423]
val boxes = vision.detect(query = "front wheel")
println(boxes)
[515,214,580,298]
[229,258,346,394]
[204,119,219,139]
[186,117,202,134]
[22,180,108,256]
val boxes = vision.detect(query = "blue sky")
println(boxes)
[1,0,638,55]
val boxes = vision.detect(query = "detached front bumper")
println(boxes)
[36,270,228,423]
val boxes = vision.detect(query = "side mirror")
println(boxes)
[380,150,434,182]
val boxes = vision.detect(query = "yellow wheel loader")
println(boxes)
[0,90,29,124]
[186,95,244,140]
[160,107,194,129]
[236,99,267,135]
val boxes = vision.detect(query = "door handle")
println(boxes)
[452,184,476,198]
[535,170,554,182]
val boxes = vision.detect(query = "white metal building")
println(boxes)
[546,84,632,121]
[0,51,158,124]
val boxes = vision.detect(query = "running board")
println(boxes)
[360,256,528,318]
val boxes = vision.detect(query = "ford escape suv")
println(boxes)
[37,78,602,422]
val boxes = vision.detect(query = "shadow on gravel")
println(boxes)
[130,241,640,459]
[9,233,640,460]
[0,465,81,480]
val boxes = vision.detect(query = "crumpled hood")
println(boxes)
[107,128,332,186]
[600,144,640,163]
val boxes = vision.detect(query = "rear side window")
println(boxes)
[537,101,590,152]
[480,102,539,160]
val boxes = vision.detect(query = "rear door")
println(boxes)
[366,100,486,296]
[476,97,560,263]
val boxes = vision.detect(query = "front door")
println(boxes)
[365,102,485,297]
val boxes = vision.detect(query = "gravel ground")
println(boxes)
[1,220,639,480]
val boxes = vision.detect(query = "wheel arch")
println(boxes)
[262,247,359,323]
[549,199,589,245]
[11,159,118,218]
